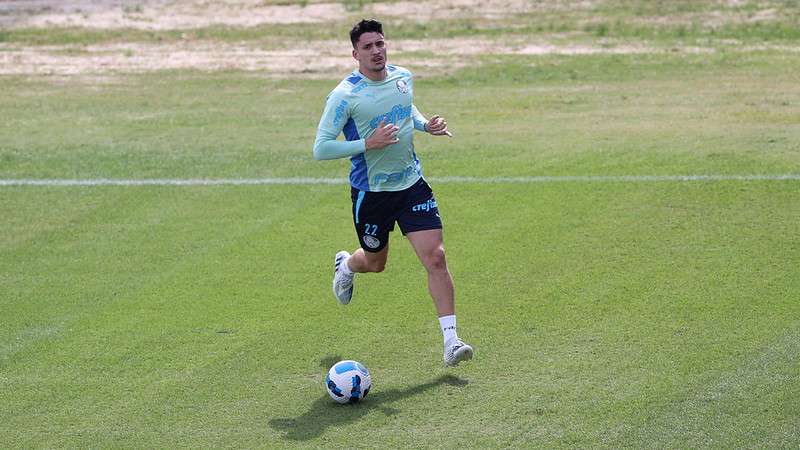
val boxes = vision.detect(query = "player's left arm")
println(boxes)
[412,105,452,137]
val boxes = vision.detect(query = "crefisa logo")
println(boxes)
[396,79,409,94]
[363,235,381,249]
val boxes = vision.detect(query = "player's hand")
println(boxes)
[365,120,400,150]
[426,115,452,137]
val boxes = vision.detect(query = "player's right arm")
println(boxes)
[313,90,400,160]
[366,121,399,150]
[313,90,365,160]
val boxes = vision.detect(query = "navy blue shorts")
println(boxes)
[351,178,443,253]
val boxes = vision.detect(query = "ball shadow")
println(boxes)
[268,357,469,441]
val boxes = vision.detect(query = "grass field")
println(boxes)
[2,1,800,448]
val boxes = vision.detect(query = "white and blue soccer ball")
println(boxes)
[325,360,372,404]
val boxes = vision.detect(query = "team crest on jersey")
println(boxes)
[396,79,409,94]
[363,235,381,249]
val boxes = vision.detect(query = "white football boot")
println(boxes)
[444,338,474,367]
[332,251,355,305]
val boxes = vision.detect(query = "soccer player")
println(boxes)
[313,19,473,367]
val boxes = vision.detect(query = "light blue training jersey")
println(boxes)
[313,65,428,192]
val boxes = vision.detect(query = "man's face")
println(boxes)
[353,31,387,75]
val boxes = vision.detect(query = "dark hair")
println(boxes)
[350,19,383,48]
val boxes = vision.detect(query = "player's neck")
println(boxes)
[360,67,387,82]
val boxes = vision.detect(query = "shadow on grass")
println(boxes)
[269,355,469,441]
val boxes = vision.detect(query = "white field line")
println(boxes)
[1,174,800,187]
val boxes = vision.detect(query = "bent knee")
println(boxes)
[364,256,387,273]
[368,261,386,273]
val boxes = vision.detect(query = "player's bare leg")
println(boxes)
[406,229,473,366]
[332,245,389,305]
[406,229,454,316]
[347,245,389,273]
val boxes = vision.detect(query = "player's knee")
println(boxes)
[365,256,387,273]
[424,246,447,273]
[369,260,386,273]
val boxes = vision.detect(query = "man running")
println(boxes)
[313,19,473,367]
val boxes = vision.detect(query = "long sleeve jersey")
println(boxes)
[313,65,428,192]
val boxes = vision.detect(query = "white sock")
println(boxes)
[340,255,353,275]
[438,315,457,345]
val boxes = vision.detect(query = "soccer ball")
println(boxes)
[325,360,372,404]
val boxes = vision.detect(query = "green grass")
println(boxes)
[2,1,800,447]
[6,20,800,47]
[2,52,798,180]
[2,182,799,447]
[2,0,799,47]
